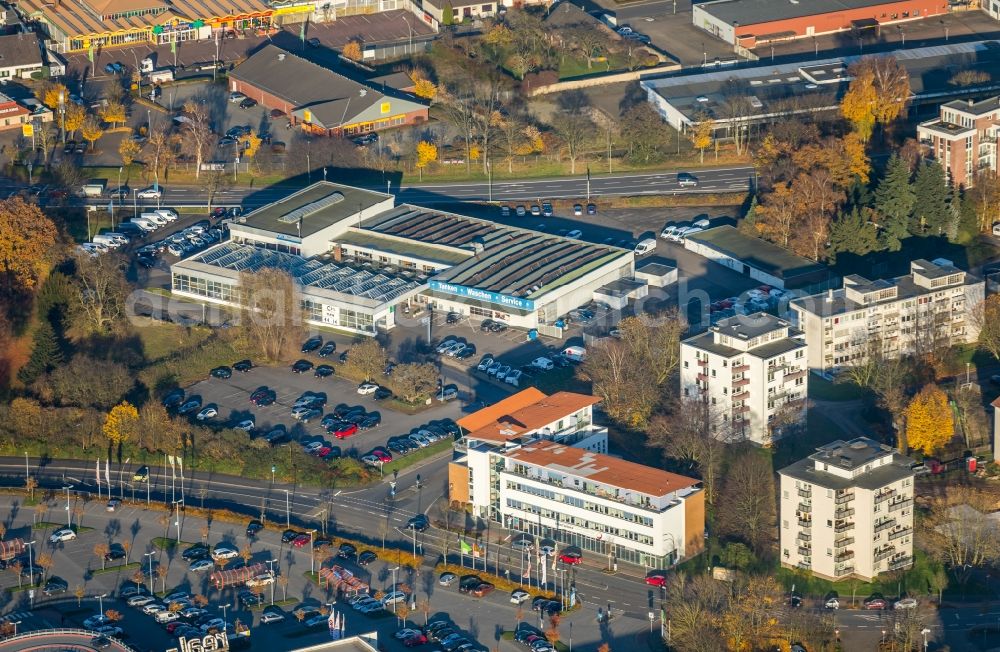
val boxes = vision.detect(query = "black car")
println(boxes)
[264,429,290,445]
[387,440,409,455]
[281,529,301,543]
[315,364,335,378]
[306,37,321,47]
[358,550,377,566]
[313,536,333,549]
[373,387,392,400]
[246,520,264,538]
[318,342,337,357]
[406,514,429,532]
[239,590,263,607]
[302,336,323,353]
[338,543,357,558]
[436,419,460,437]
[105,544,126,562]
[338,350,350,363]
[239,97,258,109]
[458,575,483,593]
[91,636,112,650]
[233,359,253,372]
[182,544,210,561]
[210,366,232,379]
[489,321,508,333]
[43,576,68,595]
[162,390,185,409]
[353,133,379,147]
[446,312,460,324]
[456,346,476,360]
[253,391,277,407]
[136,255,156,268]
[358,413,381,429]
[291,359,313,373]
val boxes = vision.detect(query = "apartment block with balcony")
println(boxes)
[917,96,1000,188]
[779,437,915,581]
[448,389,704,568]
[680,312,808,446]
[790,258,984,377]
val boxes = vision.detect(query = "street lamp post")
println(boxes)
[133,188,138,219]
[922,628,930,651]
[266,559,277,605]
[23,452,28,481]
[144,552,155,593]
[220,604,229,630]
[26,540,36,591]
[58,92,65,144]
[63,485,72,528]
[117,167,123,208]
[96,592,107,617]
[310,530,316,574]
[172,500,183,544]
[389,566,399,615]
[283,489,291,528]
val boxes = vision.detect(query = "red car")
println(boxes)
[403,634,428,647]
[333,423,358,439]
[314,446,332,458]
[373,450,392,463]
[292,534,311,547]
[558,551,582,565]
[863,598,888,610]
[645,574,667,587]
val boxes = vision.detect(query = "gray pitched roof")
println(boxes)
[230,45,425,129]
[0,34,42,69]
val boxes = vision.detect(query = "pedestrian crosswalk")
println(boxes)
[0,611,33,624]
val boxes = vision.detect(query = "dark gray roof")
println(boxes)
[683,313,804,359]
[686,226,827,284]
[368,71,415,92]
[780,438,915,491]
[712,312,789,340]
[696,0,917,28]
[752,337,805,358]
[942,95,1000,116]
[0,33,42,68]
[230,45,425,128]
[239,182,389,238]
[544,1,604,29]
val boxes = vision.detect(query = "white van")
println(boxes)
[505,369,523,387]
[530,357,554,371]
[104,232,130,245]
[130,217,157,232]
[561,346,586,362]
[692,218,711,229]
[92,234,122,248]
[141,212,167,226]
[660,225,679,239]
[634,238,657,256]
[680,226,704,240]
[154,209,178,222]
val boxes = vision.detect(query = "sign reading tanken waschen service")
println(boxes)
[166,633,228,652]
[428,280,534,311]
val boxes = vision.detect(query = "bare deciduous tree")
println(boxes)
[180,100,213,179]
[921,484,1000,588]
[648,399,729,504]
[716,453,775,555]
[238,268,304,362]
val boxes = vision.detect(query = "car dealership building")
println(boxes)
[170,182,637,335]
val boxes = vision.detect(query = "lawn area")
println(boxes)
[380,438,452,476]
[151,536,196,551]
[557,53,631,79]
[771,411,847,469]
[136,322,214,364]
[808,376,869,402]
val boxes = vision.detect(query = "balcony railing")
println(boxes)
[874,547,896,563]
[835,550,855,562]
[889,527,913,541]
[834,536,854,548]
[697,358,708,366]
[834,566,855,577]
[732,378,750,387]
[874,488,897,504]
[834,492,854,505]
[504,466,668,513]
[797,531,811,542]
[874,519,897,535]
[889,556,913,571]
[797,502,811,514]
[732,391,750,400]
[733,364,750,373]
[798,518,812,528]
[834,521,854,533]
[696,373,708,381]
[796,561,811,570]
[797,487,811,498]
[784,370,807,383]
[889,498,913,512]
[797,546,811,556]
[835,507,855,519]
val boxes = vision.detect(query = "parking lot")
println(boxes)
[179,355,464,460]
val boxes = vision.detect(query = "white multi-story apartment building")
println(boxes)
[779,437,915,582]
[790,259,985,376]
[449,389,704,568]
[680,312,808,445]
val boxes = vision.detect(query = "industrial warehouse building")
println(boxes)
[693,0,948,47]
[229,45,428,137]
[170,182,637,335]
[642,41,1000,134]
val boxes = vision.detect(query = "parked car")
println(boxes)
[49,528,77,543]
[357,382,379,395]
[291,359,313,373]
[863,597,888,610]
[233,359,253,372]
[210,366,232,378]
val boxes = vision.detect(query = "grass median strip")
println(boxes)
[381,438,452,476]
[31,522,94,532]
[151,537,197,551]
[92,562,140,575]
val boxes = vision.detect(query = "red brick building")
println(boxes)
[693,0,948,47]
[229,45,428,137]
[917,97,1000,188]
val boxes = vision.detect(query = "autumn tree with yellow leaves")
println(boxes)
[38,82,69,111]
[0,197,57,304]
[118,138,141,167]
[99,100,127,128]
[63,103,86,140]
[103,401,140,452]
[342,39,362,61]
[905,384,954,455]
[415,141,437,181]
[412,76,437,101]
[840,55,910,142]
[688,114,714,163]
[81,115,104,152]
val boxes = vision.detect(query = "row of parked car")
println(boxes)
[361,418,459,467]
[116,585,231,639]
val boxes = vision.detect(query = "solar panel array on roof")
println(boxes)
[189,243,421,303]
[278,192,345,224]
